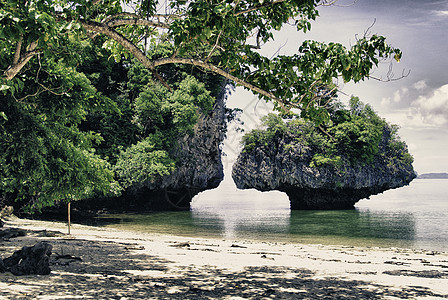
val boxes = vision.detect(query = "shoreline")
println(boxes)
[1,217,448,299]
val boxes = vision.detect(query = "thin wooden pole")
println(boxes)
[67,202,71,235]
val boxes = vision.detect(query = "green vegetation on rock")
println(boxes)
[242,96,413,169]
[0,36,223,212]
[114,75,215,190]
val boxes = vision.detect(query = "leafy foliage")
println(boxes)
[0,32,221,211]
[0,50,116,212]
[114,74,215,189]
[241,96,413,169]
[114,138,175,189]
[1,0,402,126]
[0,0,407,211]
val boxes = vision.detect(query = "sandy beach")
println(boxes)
[1,217,447,299]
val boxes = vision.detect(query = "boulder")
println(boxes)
[3,242,52,275]
[232,125,416,210]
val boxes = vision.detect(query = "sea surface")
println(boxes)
[98,178,448,252]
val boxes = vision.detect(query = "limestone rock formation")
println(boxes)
[35,87,228,215]
[2,242,52,275]
[232,124,416,210]
[125,85,228,210]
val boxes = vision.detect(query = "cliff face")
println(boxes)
[232,125,416,210]
[131,87,227,210]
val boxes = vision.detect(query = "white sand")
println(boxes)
[1,217,447,299]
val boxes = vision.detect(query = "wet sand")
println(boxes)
[1,217,447,299]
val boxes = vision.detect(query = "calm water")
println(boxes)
[99,178,448,252]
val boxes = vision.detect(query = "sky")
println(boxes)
[223,0,448,174]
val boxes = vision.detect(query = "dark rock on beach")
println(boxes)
[232,124,416,210]
[0,227,26,241]
[2,241,52,275]
[0,206,13,227]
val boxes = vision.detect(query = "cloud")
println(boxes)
[380,84,416,109]
[435,10,448,17]
[413,80,427,91]
[410,84,448,126]
[380,81,448,128]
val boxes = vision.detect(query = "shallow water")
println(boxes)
[98,179,448,252]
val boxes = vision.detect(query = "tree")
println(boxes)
[1,0,402,125]
[0,34,225,212]
[0,46,116,211]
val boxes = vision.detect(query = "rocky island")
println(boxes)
[122,83,228,210]
[232,97,416,209]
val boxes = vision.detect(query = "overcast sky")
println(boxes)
[225,0,448,174]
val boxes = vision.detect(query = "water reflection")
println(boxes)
[191,180,290,239]
[287,209,415,244]
[190,179,417,246]
[97,179,448,251]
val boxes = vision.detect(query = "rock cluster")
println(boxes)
[28,87,228,215]
[232,126,416,210]
[1,241,52,275]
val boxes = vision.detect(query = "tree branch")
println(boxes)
[80,19,175,90]
[3,41,40,81]
[205,30,224,62]
[103,12,179,24]
[107,19,169,28]
[80,19,154,69]
[80,19,288,108]
[13,35,24,65]
[153,57,290,110]
[106,17,170,29]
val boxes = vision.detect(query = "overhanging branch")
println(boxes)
[80,19,153,69]
[153,57,291,110]
[106,17,170,29]
[80,19,295,110]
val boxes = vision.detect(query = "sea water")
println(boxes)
[98,178,448,252]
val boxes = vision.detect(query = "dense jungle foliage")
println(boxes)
[0,38,224,212]
[241,96,414,168]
